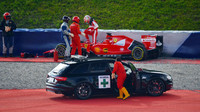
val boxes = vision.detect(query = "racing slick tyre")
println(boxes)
[55,43,66,59]
[147,79,165,96]
[74,82,92,100]
[131,45,147,61]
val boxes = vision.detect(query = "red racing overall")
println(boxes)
[112,61,126,89]
[70,22,82,55]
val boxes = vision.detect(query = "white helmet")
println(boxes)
[84,15,91,23]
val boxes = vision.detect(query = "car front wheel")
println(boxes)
[147,79,165,96]
[74,83,92,100]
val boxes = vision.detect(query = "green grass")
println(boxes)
[0,0,199,30]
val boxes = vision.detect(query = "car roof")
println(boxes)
[62,56,115,65]
[87,58,115,62]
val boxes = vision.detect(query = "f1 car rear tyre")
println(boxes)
[131,45,147,61]
[55,43,66,58]
[147,79,165,96]
[74,83,92,100]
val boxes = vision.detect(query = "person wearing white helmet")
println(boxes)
[83,15,99,44]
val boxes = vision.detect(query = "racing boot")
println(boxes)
[116,89,123,99]
[121,87,130,100]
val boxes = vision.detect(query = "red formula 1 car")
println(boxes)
[80,33,163,60]
[55,33,163,61]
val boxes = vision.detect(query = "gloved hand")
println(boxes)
[69,33,74,37]
[111,73,115,79]
[5,26,11,32]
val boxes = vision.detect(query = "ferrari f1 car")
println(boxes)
[56,33,163,61]
[46,56,173,100]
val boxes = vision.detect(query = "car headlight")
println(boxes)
[166,75,172,80]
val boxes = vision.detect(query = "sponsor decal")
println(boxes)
[98,75,110,89]
[141,36,156,50]
[84,44,88,48]
[94,47,100,53]
[114,38,118,43]
[141,38,156,42]
[120,48,124,51]
[103,48,108,53]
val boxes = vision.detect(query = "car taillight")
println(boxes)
[54,77,67,81]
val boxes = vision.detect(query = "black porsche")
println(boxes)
[46,56,173,99]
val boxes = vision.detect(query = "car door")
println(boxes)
[88,62,113,93]
[108,62,135,94]
[122,63,135,93]
[128,62,141,92]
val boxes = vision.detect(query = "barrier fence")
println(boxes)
[0,29,199,58]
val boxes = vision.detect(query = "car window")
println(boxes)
[124,65,132,75]
[109,62,132,76]
[109,63,114,70]
[89,62,108,73]
[71,63,89,74]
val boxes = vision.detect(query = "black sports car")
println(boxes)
[46,56,173,99]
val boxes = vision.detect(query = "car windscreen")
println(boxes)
[50,63,69,76]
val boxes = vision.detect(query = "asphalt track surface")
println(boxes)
[0,57,200,112]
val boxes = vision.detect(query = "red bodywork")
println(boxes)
[141,35,157,50]
[81,34,157,56]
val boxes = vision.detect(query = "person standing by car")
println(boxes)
[60,16,74,59]
[83,15,98,44]
[70,16,85,56]
[0,12,16,57]
[112,57,130,100]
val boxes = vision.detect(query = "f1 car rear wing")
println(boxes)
[128,35,163,52]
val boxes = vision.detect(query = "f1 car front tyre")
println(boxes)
[131,45,147,61]
[55,43,66,58]
[74,83,92,100]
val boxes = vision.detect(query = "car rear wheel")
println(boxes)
[147,79,165,96]
[74,83,92,100]
[131,45,147,61]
